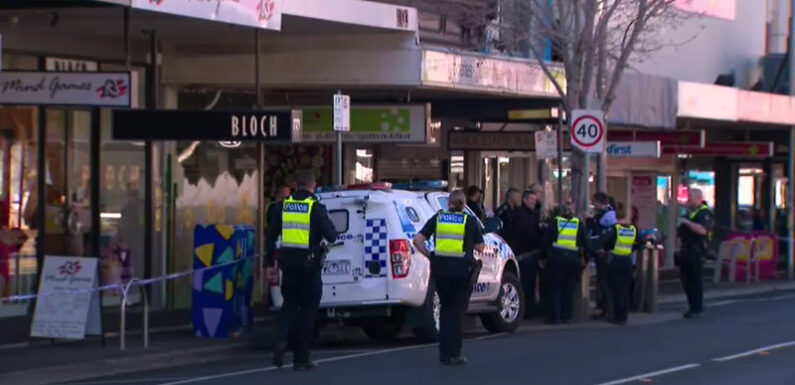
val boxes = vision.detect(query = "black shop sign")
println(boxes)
[112,110,301,141]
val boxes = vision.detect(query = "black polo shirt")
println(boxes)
[678,204,713,249]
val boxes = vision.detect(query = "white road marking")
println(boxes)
[592,364,701,385]
[157,332,509,385]
[156,343,435,385]
[711,341,795,362]
[67,379,189,384]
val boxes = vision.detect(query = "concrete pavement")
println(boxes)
[56,293,795,385]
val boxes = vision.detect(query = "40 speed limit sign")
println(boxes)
[570,109,605,153]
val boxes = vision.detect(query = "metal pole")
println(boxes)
[788,0,795,280]
[557,105,564,208]
[335,91,343,185]
[255,29,262,108]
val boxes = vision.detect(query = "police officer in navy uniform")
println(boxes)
[541,205,590,324]
[588,192,618,319]
[599,221,641,325]
[266,169,338,371]
[414,190,485,366]
[677,188,713,319]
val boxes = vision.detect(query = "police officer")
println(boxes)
[677,188,713,319]
[266,169,338,371]
[589,192,617,319]
[413,190,485,366]
[599,221,640,325]
[541,205,590,324]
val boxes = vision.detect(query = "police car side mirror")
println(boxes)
[483,217,503,234]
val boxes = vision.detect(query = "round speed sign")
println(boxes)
[570,111,605,152]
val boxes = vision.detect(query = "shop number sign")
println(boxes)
[570,109,605,153]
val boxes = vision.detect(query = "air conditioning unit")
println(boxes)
[760,53,789,94]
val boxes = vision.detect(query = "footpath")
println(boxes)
[2,280,795,385]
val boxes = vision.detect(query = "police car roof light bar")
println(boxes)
[346,182,393,191]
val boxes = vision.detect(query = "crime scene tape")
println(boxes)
[0,254,262,303]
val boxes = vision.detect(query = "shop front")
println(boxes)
[0,62,141,318]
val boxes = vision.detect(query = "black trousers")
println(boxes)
[606,255,633,322]
[276,264,322,364]
[435,276,469,361]
[679,249,704,313]
[519,257,542,317]
[595,256,613,315]
[545,258,580,322]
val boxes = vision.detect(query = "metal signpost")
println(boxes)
[333,93,351,185]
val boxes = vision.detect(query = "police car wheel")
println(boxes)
[412,282,440,343]
[480,271,524,333]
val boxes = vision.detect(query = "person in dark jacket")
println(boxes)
[466,186,486,221]
[266,170,339,371]
[495,188,521,249]
[541,205,591,324]
[513,190,544,318]
[589,192,617,319]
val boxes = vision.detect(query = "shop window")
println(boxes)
[354,148,374,184]
[0,106,39,316]
[99,108,145,305]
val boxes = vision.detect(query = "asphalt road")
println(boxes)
[64,294,795,385]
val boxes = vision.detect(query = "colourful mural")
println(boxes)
[192,224,255,338]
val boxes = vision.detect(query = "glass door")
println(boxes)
[43,109,94,257]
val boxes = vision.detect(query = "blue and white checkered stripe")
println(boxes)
[364,218,388,277]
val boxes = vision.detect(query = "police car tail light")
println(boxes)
[389,239,411,279]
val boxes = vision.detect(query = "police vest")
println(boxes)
[435,211,467,257]
[688,204,712,241]
[613,224,636,256]
[553,217,579,250]
[281,196,315,249]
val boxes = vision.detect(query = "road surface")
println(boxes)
[63,293,795,385]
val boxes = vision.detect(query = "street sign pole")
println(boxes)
[557,104,564,210]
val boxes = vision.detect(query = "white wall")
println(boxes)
[630,0,766,89]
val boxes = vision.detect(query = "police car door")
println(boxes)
[320,195,388,304]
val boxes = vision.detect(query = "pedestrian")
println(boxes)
[413,190,485,366]
[495,188,521,249]
[512,190,544,318]
[598,221,641,325]
[466,186,486,221]
[677,188,712,319]
[266,169,339,371]
[541,204,589,324]
[589,192,617,319]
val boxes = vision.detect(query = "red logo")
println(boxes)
[257,0,275,22]
[149,0,165,4]
[58,260,82,276]
[96,79,128,99]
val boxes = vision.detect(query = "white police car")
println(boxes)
[269,181,524,341]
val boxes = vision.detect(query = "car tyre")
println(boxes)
[412,281,440,343]
[480,271,524,333]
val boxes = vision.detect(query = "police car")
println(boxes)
[269,181,524,341]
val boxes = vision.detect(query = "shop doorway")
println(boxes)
[41,108,97,258]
